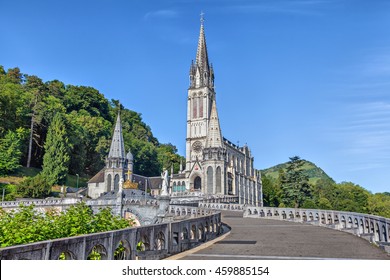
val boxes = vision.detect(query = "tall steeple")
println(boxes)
[205,99,223,148]
[108,112,125,160]
[104,111,127,192]
[196,12,209,73]
[190,12,214,89]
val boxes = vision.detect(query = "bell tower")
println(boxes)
[186,13,216,175]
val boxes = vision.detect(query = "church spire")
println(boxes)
[108,112,125,159]
[196,12,209,73]
[190,12,214,89]
[205,98,223,148]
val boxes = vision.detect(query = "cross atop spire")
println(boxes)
[200,11,205,24]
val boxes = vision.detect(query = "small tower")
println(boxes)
[104,112,126,192]
[202,98,226,194]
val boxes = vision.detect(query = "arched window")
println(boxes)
[114,241,131,260]
[193,97,198,119]
[107,174,112,191]
[198,224,204,240]
[199,96,203,118]
[190,225,196,240]
[58,250,76,260]
[207,166,213,194]
[216,166,221,193]
[155,232,165,250]
[138,235,150,251]
[87,244,107,260]
[114,174,120,191]
[194,176,201,190]
[181,227,188,240]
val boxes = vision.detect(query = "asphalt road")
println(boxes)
[177,210,390,260]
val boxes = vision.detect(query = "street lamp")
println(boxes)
[76,174,79,189]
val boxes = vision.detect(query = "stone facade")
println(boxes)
[171,18,263,206]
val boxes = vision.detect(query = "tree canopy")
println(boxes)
[261,156,390,218]
[0,65,184,191]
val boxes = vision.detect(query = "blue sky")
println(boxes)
[1,0,390,194]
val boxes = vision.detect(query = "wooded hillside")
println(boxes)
[0,66,183,195]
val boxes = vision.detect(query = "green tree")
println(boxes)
[368,193,390,218]
[157,143,183,173]
[261,174,281,207]
[41,113,70,186]
[0,71,30,138]
[332,182,370,213]
[0,129,23,175]
[280,156,311,208]
[17,173,51,198]
[0,202,131,247]
[131,140,160,176]
[0,65,184,183]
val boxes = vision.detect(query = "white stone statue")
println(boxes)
[119,177,124,192]
[161,169,169,196]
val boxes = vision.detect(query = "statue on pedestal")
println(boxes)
[161,170,169,196]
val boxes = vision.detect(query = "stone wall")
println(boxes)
[0,212,222,260]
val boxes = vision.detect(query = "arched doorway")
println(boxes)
[194,176,201,191]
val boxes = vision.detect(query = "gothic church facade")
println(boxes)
[171,18,263,206]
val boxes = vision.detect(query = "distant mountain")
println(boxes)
[260,159,334,185]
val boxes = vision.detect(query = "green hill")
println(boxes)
[260,159,334,185]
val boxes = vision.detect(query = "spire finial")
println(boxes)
[200,11,205,25]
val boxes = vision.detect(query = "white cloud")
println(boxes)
[222,0,335,16]
[363,53,390,77]
[333,101,390,171]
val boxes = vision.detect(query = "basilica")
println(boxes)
[87,17,263,207]
[170,18,263,206]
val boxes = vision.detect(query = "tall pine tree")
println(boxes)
[281,156,312,208]
[41,113,70,185]
[0,129,23,175]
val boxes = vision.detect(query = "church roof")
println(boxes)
[132,174,162,190]
[108,113,125,159]
[87,169,105,183]
[171,173,186,179]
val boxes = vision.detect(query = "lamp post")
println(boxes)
[76,174,79,189]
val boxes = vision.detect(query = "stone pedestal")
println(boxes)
[157,195,172,222]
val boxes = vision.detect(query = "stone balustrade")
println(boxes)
[0,198,82,208]
[199,202,246,211]
[169,205,217,217]
[0,212,222,260]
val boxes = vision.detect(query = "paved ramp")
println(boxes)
[178,211,390,260]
